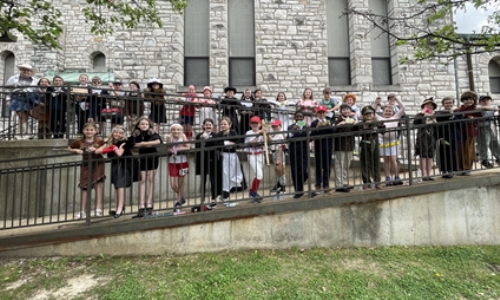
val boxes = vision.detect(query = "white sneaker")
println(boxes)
[95,209,103,217]
[74,211,86,220]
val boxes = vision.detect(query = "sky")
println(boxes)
[454,2,499,33]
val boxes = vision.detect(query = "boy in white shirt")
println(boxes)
[245,116,265,203]
[268,119,286,199]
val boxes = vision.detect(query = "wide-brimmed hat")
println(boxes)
[17,64,36,72]
[420,98,437,110]
[224,86,237,93]
[147,78,163,88]
[361,106,375,115]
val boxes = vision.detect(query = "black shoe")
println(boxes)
[442,174,454,179]
[270,183,279,193]
[109,210,116,216]
[481,161,494,169]
[343,185,354,190]
[335,188,350,193]
[132,208,145,219]
[113,211,123,219]
[293,193,304,199]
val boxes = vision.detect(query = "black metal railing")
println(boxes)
[1,112,499,230]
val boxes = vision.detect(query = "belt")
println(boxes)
[248,152,263,155]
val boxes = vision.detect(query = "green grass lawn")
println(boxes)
[1,246,499,299]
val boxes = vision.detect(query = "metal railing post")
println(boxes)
[86,152,93,225]
[407,120,413,185]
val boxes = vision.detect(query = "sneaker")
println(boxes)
[180,197,186,205]
[277,184,286,193]
[74,211,86,220]
[393,176,403,185]
[496,158,500,166]
[249,191,262,203]
[210,199,217,208]
[270,183,279,193]
[315,187,323,194]
[481,161,494,169]
[385,176,392,186]
[221,197,230,203]
[95,209,103,217]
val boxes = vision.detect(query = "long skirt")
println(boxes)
[222,152,244,192]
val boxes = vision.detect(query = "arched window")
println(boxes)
[489,59,500,93]
[93,53,106,72]
[3,52,15,84]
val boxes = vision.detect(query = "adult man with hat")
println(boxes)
[5,64,40,139]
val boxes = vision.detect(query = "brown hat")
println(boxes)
[420,98,437,110]
[460,91,478,103]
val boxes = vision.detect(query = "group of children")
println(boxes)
[67,88,499,219]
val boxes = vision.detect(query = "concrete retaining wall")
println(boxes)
[1,177,499,256]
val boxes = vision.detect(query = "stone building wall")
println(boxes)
[0,0,497,113]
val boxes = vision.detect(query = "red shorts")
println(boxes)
[169,162,189,177]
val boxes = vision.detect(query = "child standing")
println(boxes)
[356,106,384,190]
[375,98,406,185]
[310,105,335,194]
[414,98,438,181]
[67,123,105,219]
[217,117,247,202]
[268,119,286,198]
[288,111,310,198]
[96,125,134,219]
[145,78,167,134]
[245,116,265,203]
[195,118,223,207]
[455,91,482,175]
[272,92,291,130]
[179,85,199,141]
[333,104,358,192]
[131,117,162,218]
[166,124,190,210]
[320,88,339,121]
[199,86,219,133]
[297,88,318,126]
[435,97,462,178]
[342,93,361,120]
[476,95,500,168]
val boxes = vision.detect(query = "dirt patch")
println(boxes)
[32,274,108,300]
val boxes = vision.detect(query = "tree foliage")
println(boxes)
[0,0,188,49]
[344,0,500,62]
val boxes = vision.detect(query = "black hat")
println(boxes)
[479,95,492,102]
[224,86,237,93]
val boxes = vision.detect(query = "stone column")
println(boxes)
[210,0,229,92]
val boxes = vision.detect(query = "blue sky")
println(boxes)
[454,2,499,33]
